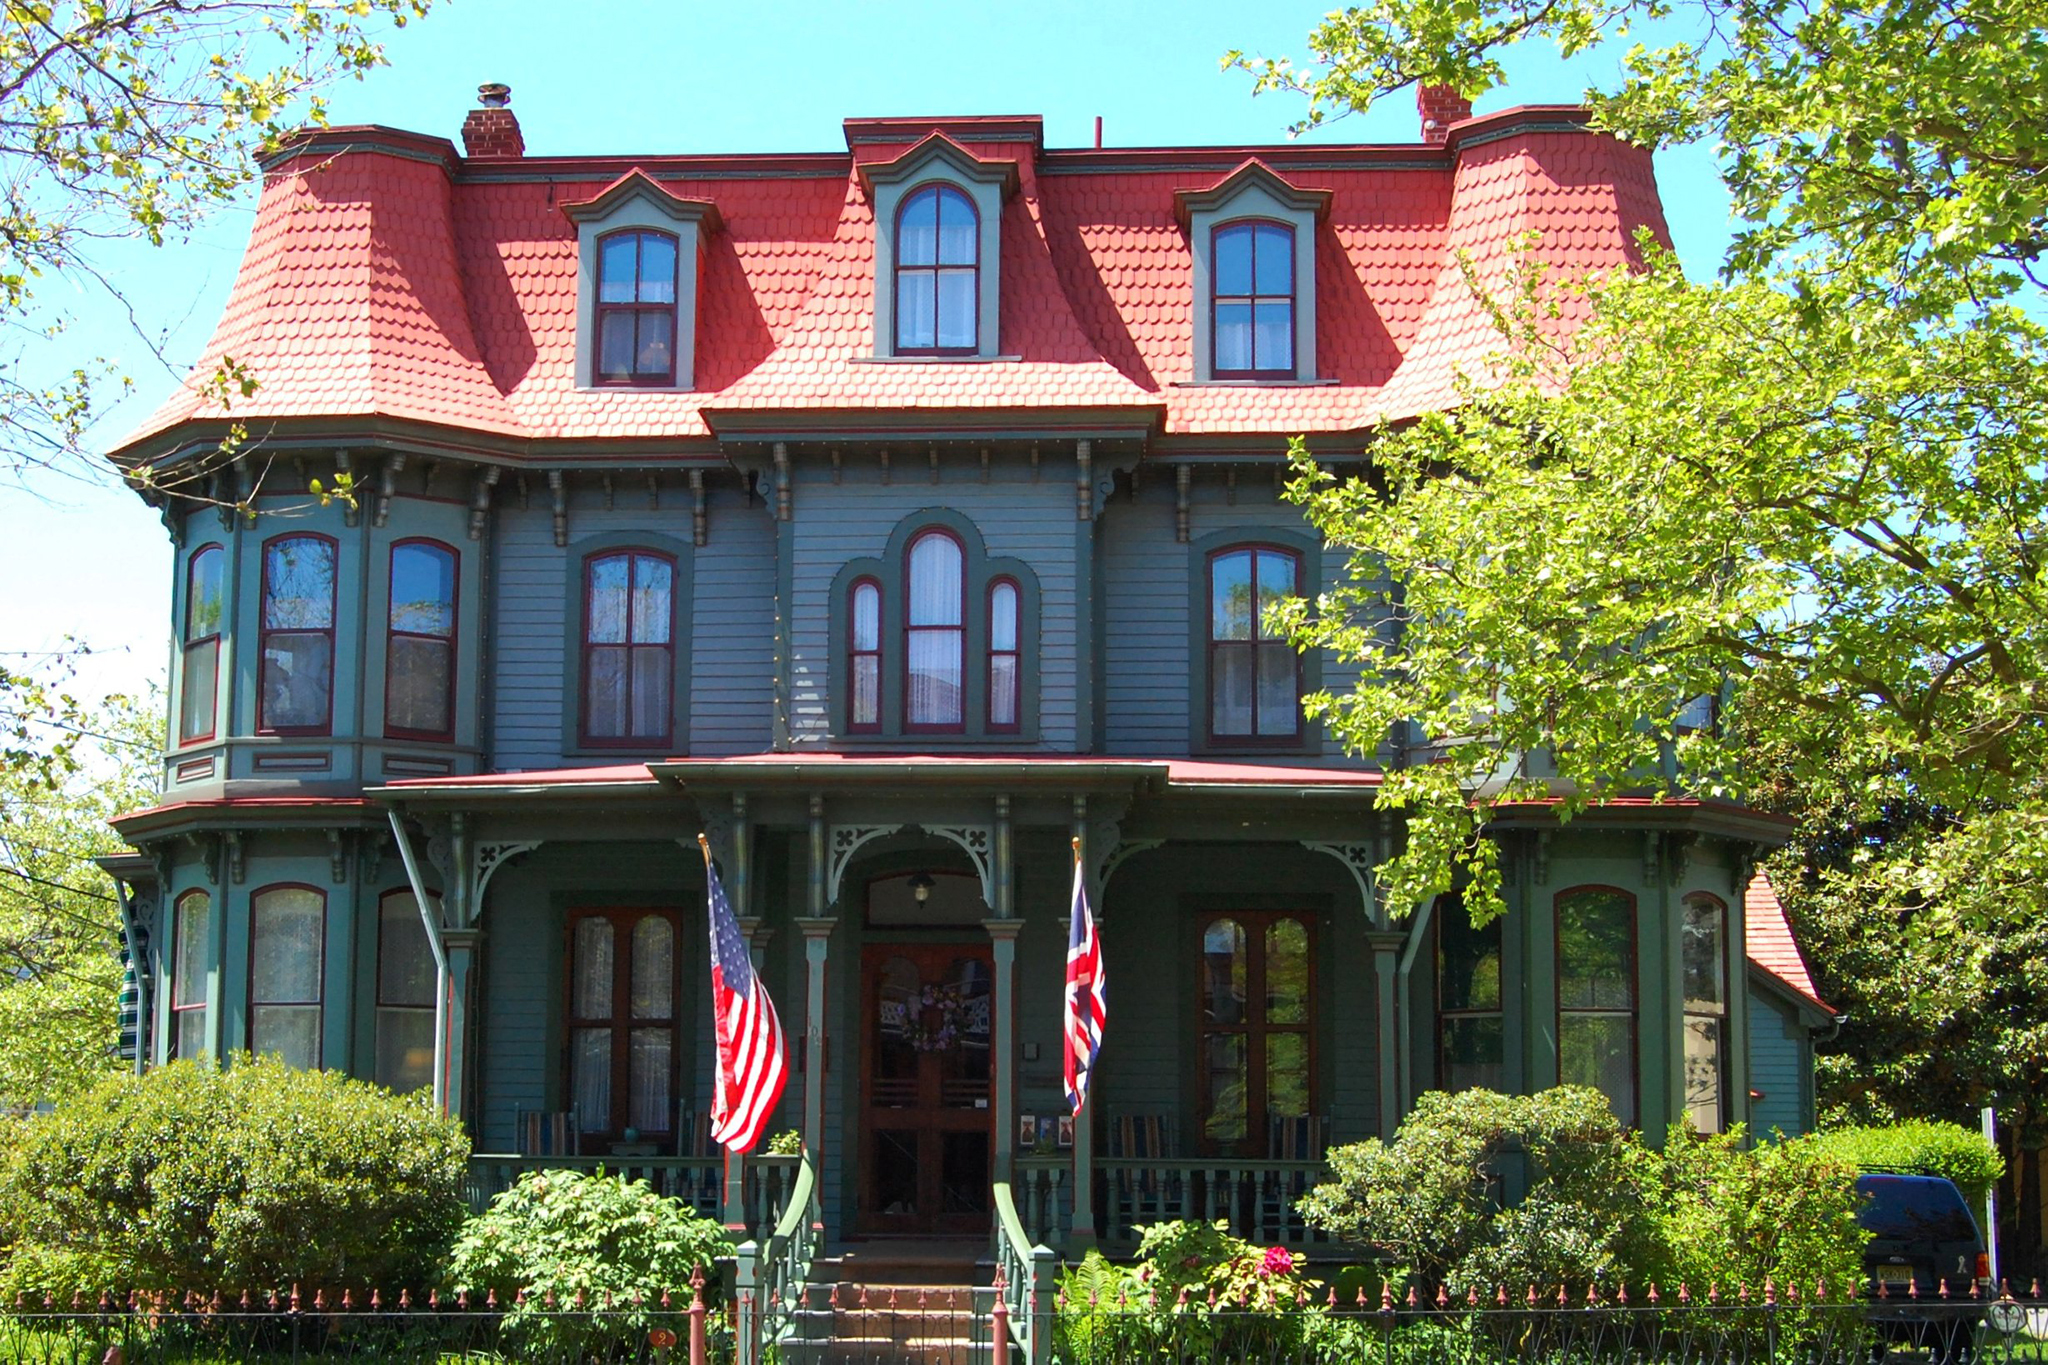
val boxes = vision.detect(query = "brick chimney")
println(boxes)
[461,82,524,159]
[1418,84,1473,145]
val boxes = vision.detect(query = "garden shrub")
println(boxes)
[0,1055,467,1296]
[1810,1120,2004,1207]
[448,1168,730,1359]
[1662,1128,1867,1295]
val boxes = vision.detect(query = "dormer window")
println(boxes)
[1212,222,1295,378]
[894,186,979,354]
[596,230,679,386]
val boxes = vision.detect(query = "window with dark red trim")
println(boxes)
[595,230,680,386]
[259,534,337,735]
[385,540,458,741]
[1198,910,1314,1155]
[582,550,675,747]
[848,577,882,733]
[171,889,209,1060]
[1213,221,1294,377]
[904,529,965,730]
[376,889,436,1095]
[567,909,680,1144]
[249,884,325,1070]
[1556,886,1637,1126]
[894,185,978,354]
[1208,546,1301,743]
[1681,893,1729,1133]
[987,578,1019,732]
[179,544,224,744]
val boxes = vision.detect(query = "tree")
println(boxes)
[0,682,160,1110]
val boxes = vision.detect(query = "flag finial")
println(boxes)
[1071,834,1082,861]
[695,832,711,865]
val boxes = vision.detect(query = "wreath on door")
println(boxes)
[898,982,968,1053]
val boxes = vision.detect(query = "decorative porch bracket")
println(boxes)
[1301,840,1384,928]
[826,822,995,908]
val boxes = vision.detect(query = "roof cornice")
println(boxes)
[259,124,460,172]
[844,115,1045,151]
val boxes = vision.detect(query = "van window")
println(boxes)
[1856,1176,1979,1243]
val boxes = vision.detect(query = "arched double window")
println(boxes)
[595,229,679,385]
[385,540,458,741]
[1212,221,1295,377]
[894,185,979,354]
[581,550,675,747]
[259,534,337,735]
[179,545,224,745]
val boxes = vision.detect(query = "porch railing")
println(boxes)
[993,1176,1056,1364]
[733,1149,820,1365]
[468,1152,802,1244]
[1096,1157,1331,1249]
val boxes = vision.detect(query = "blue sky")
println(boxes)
[0,0,1736,709]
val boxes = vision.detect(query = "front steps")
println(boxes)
[774,1242,1003,1364]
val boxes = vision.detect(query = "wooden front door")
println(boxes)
[858,944,994,1235]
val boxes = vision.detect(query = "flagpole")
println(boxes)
[699,832,748,1234]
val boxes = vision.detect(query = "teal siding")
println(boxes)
[690,498,777,755]
[490,502,570,771]
[1747,985,1811,1138]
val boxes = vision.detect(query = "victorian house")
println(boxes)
[98,85,1833,1263]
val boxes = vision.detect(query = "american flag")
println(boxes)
[701,838,788,1153]
[1063,840,1106,1116]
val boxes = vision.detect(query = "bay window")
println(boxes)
[249,885,324,1069]
[376,890,437,1095]
[385,540,457,740]
[1556,887,1637,1126]
[171,889,209,1060]
[179,545,224,744]
[1682,894,1730,1133]
[259,535,336,735]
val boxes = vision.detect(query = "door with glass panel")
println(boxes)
[858,944,994,1235]
[1196,912,1315,1156]
[566,910,680,1152]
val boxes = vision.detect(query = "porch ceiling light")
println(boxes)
[908,871,936,905]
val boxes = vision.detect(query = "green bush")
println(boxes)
[449,1169,729,1359]
[1300,1086,1867,1298]
[0,1055,468,1295]
[1811,1120,2004,1206]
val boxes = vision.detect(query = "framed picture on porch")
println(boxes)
[1056,1114,1074,1149]
[1018,1114,1038,1150]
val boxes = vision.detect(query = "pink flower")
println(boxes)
[1258,1246,1294,1279]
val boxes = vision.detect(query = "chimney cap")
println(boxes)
[477,82,512,109]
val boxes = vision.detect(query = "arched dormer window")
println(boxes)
[894,186,979,355]
[1212,221,1295,377]
[595,229,679,385]
[905,529,966,730]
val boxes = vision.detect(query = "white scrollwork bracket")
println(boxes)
[1302,841,1383,927]
[827,825,899,907]
[828,823,996,909]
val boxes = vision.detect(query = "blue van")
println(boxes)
[1857,1174,1991,1359]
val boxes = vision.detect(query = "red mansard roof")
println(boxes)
[117,107,1669,457]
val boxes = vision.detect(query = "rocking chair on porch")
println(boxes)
[515,1108,580,1158]
[1107,1112,1182,1242]
[1257,1114,1328,1244]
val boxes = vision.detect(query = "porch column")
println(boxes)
[442,927,482,1131]
[1367,931,1407,1139]
[795,917,836,1161]
[985,918,1022,1182]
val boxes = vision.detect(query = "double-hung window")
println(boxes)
[249,885,324,1070]
[179,545,224,744]
[595,230,679,386]
[582,550,675,747]
[1198,912,1314,1154]
[848,578,883,733]
[568,910,679,1144]
[1437,895,1505,1091]
[1556,887,1637,1126]
[1212,222,1294,377]
[905,530,965,730]
[894,185,978,354]
[385,540,457,741]
[1208,546,1301,742]
[987,579,1020,732]
[376,890,437,1094]
[259,535,337,735]
[171,889,210,1060]
[1681,894,1730,1133]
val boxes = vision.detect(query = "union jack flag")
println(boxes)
[1063,839,1106,1115]
[701,837,788,1153]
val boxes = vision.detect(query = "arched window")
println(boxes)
[179,545,224,744]
[1556,887,1637,1126]
[385,540,458,741]
[249,884,325,1070]
[905,530,965,730]
[1436,893,1504,1091]
[171,889,210,1060]
[848,578,882,732]
[1682,894,1730,1133]
[568,909,679,1142]
[894,186,978,354]
[987,578,1019,732]
[376,890,437,1095]
[259,534,337,735]
[582,550,675,746]
[595,230,679,385]
[1208,546,1300,742]
[1198,912,1314,1154]
[1212,222,1295,377]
